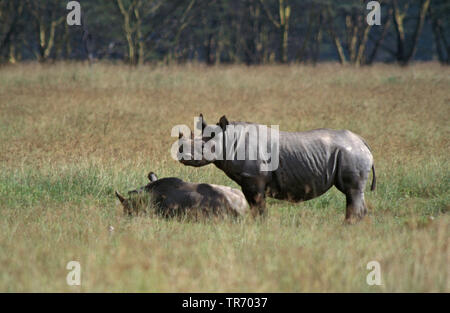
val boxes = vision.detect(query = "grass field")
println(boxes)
[0,62,448,292]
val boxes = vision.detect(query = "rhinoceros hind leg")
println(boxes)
[344,189,367,223]
[335,170,369,222]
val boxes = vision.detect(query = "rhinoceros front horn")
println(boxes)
[115,191,126,204]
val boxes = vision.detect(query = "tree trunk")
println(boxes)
[312,26,322,65]
[367,8,393,65]
[392,0,430,65]
[296,10,314,63]
[392,0,406,63]
[325,6,347,65]
[404,0,431,62]
[431,17,449,64]
[205,34,214,65]
[278,0,290,63]
[134,1,144,65]
[8,40,16,64]
[355,24,372,66]
[346,14,359,63]
[43,18,62,60]
[117,0,137,65]
[0,1,23,59]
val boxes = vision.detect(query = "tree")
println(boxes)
[366,4,393,65]
[26,0,66,62]
[260,0,291,63]
[324,1,374,66]
[391,0,431,65]
[115,0,163,65]
[428,0,449,64]
[324,2,348,65]
[0,0,442,65]
[0,0,25,63]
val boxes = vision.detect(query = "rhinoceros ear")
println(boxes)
[198,113,207,131]
[115,191,127,205]
[219,115,229,131]
[148,172,158,182]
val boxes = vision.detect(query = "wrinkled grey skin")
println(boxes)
[178,114,376,222]
[115,172,248,218]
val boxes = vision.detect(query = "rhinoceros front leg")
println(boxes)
[243,190,266,217]
[241,178,267,217]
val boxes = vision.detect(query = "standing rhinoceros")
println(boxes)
[176,114,376,222]
[115,171,248,218]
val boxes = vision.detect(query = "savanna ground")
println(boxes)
[0,62,448,292]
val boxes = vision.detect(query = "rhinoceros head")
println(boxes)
[177,113,227,167]
[115,172,158,215]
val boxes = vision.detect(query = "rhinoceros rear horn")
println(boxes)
[148,172,158,182]
[219,115,229,130]
[115,191,126,204]
[198,113,207,131]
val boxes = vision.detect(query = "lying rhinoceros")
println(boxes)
[115,172,248,218]
[177,114,376,222]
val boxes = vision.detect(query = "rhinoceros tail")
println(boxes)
[357,135,376,191]
[371,164,376,191]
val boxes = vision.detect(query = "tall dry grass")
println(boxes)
[0,62,448,292]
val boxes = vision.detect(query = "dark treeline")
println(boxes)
[0,0,448,66]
